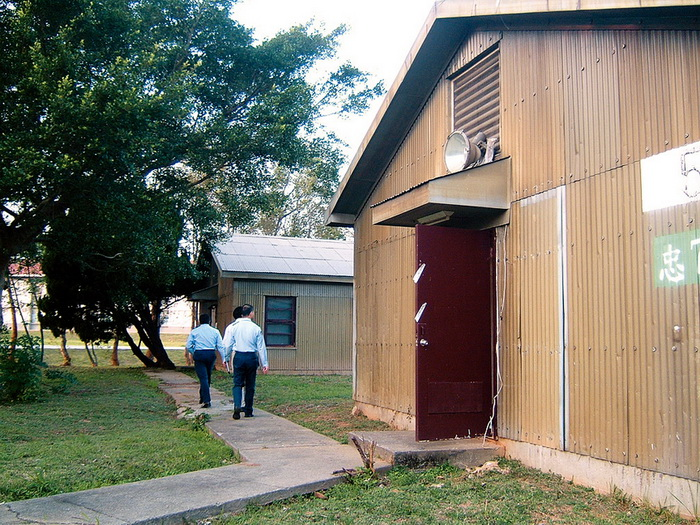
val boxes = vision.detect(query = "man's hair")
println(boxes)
[241,304,254,317]
[233,306,243,320]
[199,313,210,325]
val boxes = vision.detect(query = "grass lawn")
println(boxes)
[1,369,694,523]
[28,330,188,349]
[204,372,691,524]
[40,342,191,367]
[0,367,236,502]
[213,462,689,525]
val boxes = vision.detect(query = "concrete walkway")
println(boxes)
[0,370,380,525]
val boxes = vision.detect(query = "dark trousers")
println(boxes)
[193,350,217,405]
[232,352,258,415]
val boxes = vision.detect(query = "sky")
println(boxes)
[232,0,437,160]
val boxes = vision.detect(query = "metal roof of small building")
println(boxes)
[213,234,353,282]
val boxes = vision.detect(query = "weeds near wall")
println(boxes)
[670,481,700,521]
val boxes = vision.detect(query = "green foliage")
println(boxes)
[190,412,211,432]
[244,162,349,239]
[2,0,379,359]
[0,334,43,403]
[1,0,379,261]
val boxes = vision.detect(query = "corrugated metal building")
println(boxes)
[326,0,700,516]
[194,234,353,374]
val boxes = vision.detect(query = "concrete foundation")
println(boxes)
[353,401,415,431]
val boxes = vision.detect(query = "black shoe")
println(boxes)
[244,413,254,418]
[232,408,241,420]
[201,403,211,408]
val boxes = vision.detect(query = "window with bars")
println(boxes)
[264,296,296,347]
[451,45,500,155]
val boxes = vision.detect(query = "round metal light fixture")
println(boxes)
[444,130,484,173]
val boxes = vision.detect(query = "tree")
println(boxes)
[39,181,201,369]
[244,142,349,240]
[2,0,381,365]
[0,0,381,287]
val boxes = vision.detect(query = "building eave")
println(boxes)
[220,271,353,284]
[326,0,700,226]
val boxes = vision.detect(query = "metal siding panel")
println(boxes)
[499,194,561,446]
[501,32,567,201]
[231,280,352,373]
[561,31,622,184]
[634,184,700,480]
[567,172,629,464]
[500,206,523,441]
[619,31,700,168]
[497,28,699,480]
[354,208,416,418]
[567,163,700,478]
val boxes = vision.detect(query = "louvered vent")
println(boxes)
[452,46,500,155]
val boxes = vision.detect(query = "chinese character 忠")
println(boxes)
[659,243,685,283]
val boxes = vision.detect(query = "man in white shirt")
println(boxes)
[185,313,225,408]
[223,304,269,419]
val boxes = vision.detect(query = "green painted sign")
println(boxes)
[654,230,700,287]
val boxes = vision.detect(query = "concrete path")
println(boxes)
[0,370,377,525]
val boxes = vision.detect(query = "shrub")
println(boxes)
[0,334,44,403]
[42,368,78,395]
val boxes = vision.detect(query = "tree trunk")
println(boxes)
[122,330,158,367]
[111,336,119,366]
[130,304,176,369]
[84,342,98,367]
[0,251,11,301]
[59,331,71,366]
[7,286,18,343]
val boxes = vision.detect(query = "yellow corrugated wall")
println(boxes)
[499,29,700,479]
[500,190,563,448]
[354,211,416,415]
[353,25,700,481]
[220,279,352,373]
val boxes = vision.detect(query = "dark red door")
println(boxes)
[415,224,494,441]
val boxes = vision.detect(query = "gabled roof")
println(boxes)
[8,263,43,277]
[213,234,353,283]
[326,0,700,226]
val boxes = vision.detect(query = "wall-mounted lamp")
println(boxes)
[416,210,454,226]
[444,130,486,173]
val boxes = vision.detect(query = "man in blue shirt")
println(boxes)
[223,304,269,419]
[186,313,225,408]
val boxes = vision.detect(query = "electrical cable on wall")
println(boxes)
[483,224,508,444]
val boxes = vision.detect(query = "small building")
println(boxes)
[1,264,43,332]
[194,234,353,374]
[327,0,700,517]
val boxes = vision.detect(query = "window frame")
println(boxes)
[264,296,297,348]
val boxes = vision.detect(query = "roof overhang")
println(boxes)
[220,272,353,284]
[190,284,218,301]
[371,157,511,230]
[326,1,700,227]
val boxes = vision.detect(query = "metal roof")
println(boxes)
[325,0,700,226]
[213,234,353,282]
